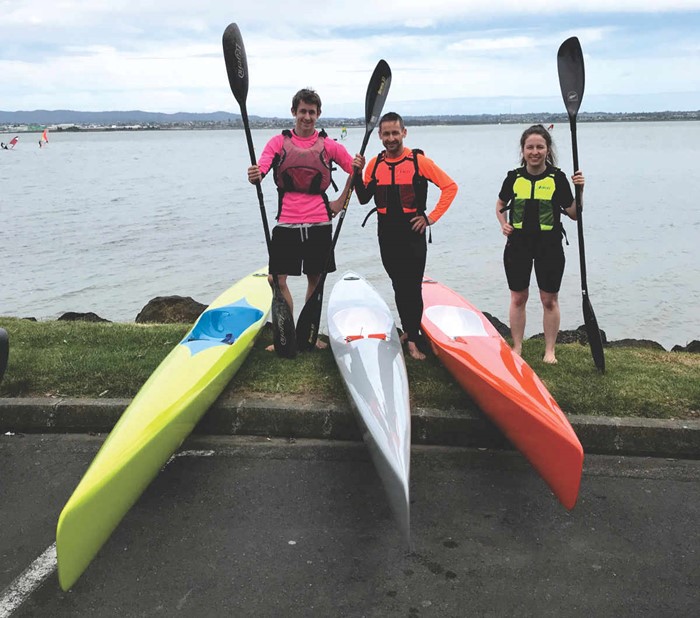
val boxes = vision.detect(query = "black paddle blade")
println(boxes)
[222,23,248,108]
[365,59,392,127]
[271,278,297,358]
[361,60,392,153]
[0,328,8,384]
[295,278,325,352]
[557,37,585,120]
[583,296,605,373]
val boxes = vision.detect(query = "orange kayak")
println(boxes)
[420,278,583,509]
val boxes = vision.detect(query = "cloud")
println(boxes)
[0,1,699,115]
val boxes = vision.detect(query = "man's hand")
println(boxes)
[248,165,262,184]
[411,215,433,233]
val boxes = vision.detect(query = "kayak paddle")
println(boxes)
[222,23,297,358]
[557,36,605,373]
[295,59,392,351]
[0,328,8,384]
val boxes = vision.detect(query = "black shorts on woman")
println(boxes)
[504,232,565,293]
[498,165,573,294]
[269,223,335,276]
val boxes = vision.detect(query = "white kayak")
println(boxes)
[327,272,411,543]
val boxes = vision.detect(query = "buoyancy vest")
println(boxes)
[507,167,562,233]
[272,129,335,220]
[362,149,428,226]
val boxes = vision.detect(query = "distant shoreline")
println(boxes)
[2,109,699,133]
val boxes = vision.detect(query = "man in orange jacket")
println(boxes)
[354,112,458,360]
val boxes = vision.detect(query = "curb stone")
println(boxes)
[0,396,698,460]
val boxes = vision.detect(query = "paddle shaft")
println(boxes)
[568,119,590,293]
[239,103,273,252]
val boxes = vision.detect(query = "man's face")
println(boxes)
[378,120,406,157]
[293,101,320,137]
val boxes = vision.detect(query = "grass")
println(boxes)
[0,317,698,420]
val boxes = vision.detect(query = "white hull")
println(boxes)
[328,272,411,543]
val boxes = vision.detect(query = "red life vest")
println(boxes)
[271,129,335,220]
[273,130,333,194]
[362,149,428,225]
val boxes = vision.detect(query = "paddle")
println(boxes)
[222,23,297,358]
[295,59,392,351]
[0,328,7,385]
[557,36,605,372]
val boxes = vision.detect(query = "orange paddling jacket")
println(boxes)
[356,147,457,226]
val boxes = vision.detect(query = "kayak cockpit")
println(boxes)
[182,300,264,354]
[330,307,393,344]
[423,305,489,340]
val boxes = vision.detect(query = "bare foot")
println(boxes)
[407,341,426,361]
[399,332,408,343]
[543,353,558,364]
[512,346,522,356]
[315,339,328,350]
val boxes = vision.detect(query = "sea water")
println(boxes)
[1,122,698,350]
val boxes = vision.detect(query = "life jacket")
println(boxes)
[271,129,336,220]
[361,149,428,226]
[505,167,563,233]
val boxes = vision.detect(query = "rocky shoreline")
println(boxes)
[18,294,700,354]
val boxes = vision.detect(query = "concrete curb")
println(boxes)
[1,396,698,459]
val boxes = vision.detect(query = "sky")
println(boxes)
[2,1,700,118]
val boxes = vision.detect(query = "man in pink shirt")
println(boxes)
[248,88,361,348]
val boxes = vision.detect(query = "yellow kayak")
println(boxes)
[56,268,271,590]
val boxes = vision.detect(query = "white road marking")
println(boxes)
[0,543,57,618]
[1,450,215,615]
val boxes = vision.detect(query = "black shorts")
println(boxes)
[503,233,565,293]
[269,224,335,276]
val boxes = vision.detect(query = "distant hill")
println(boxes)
[1,108,698,128]
[0,110,244,125]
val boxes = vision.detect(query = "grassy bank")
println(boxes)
[0,317,697,420]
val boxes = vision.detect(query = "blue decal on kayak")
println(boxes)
[180,299,264,355]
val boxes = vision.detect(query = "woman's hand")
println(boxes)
[571,170,585,189]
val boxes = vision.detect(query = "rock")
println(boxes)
[58,311,110,323]
[135,296,206,324]
[608,338,666,351]
[483,312,510,338]
[671,340,700,353]
[530,324,608,345]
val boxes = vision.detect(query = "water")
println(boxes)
[1,123,698,350]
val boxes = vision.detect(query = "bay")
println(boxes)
[1,122,698,350]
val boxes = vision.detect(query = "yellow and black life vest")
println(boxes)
[508,167,561,233]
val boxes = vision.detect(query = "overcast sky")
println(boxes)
[2,1,699,117]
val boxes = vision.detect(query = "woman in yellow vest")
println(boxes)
[495,124,584,364]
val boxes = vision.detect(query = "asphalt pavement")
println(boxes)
[1,433,698,617]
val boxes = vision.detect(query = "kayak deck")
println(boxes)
[421,278,583,509]
[56,269,271,590]
[328,273,411,543]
